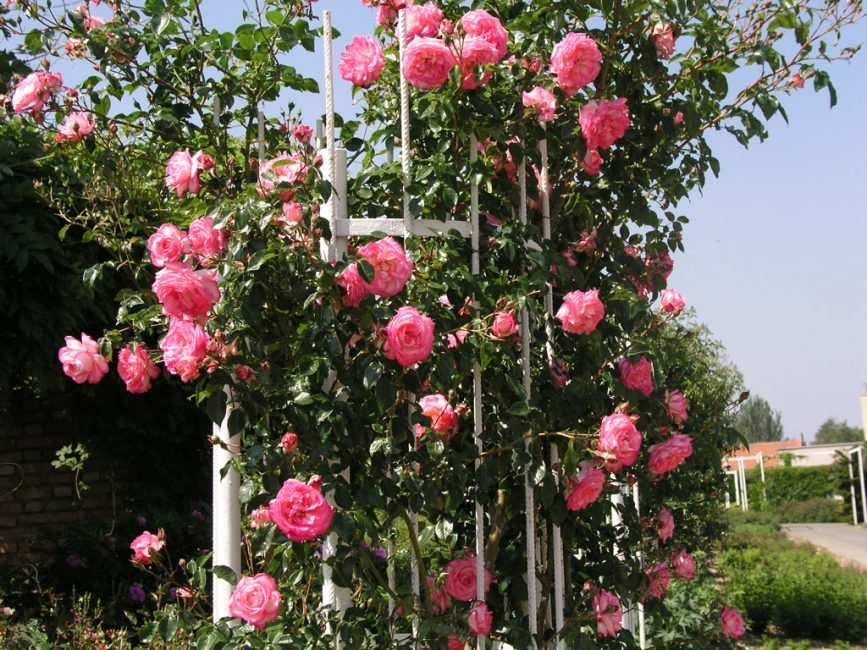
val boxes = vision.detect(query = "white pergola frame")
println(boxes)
[723,453,766,512]
[210,8,579,648]
[847,446,867,526]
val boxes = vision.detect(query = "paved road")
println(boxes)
[782,523,867,569]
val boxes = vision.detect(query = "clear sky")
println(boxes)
[46,1,867,441]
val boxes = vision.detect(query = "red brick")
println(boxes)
[17,512,75,527]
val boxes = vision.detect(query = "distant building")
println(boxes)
[727,440,803,469]
[728,439,860,469]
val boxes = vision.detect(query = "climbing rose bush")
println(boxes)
[11,0,856,645]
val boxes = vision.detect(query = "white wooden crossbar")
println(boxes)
[333,218,472,238]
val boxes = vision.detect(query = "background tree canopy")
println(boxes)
[735,394,785,443]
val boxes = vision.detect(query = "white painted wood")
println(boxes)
[212,388,240,622]
[333,218,471,239]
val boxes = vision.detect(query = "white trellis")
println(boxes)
[723,454,767,512]
[210,7,610,647]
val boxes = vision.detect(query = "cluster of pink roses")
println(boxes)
[164,149,215,198]
[337,236,414,306]
[129,529,165,565]
[424,557,494,638]
[11,70,63,116]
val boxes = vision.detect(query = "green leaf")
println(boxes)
[212,565,238,586]
[509,402,530,416]
[363,361,383,390]
[227,409,249,436]
[357,260,375,284]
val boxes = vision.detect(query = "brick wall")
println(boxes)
[0,408,119,564]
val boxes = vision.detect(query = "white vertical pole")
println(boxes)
[632,483,646,649]
[758,452,767,502]
[857,447,867,526]
[212,388,240,622]
[610,487,635,634]
[469,133,487,650]
[538,134,565,650]
[396,12,421,645]
[737,458,748,513]
[517,150,539,646]
[257,110,265,163]
[849,451,858,525]
[319,13,352,647]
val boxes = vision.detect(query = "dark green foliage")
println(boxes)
[735,395,784,443]
[745,466,837,505]
[771,498,847,524]
[814,419,864,444]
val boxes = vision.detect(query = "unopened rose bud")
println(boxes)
[307,475,323,490]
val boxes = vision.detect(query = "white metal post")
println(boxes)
[757,452,767,502]
[212,389,240,622]
[738,458,749,513]
[849,451,858,525]
[632,483,646,649]
[610,487,635,634]
[858,447,867,526]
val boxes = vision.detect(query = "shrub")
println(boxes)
[773,498,846,524]
[720,516,867,641]
[745,466,838,505]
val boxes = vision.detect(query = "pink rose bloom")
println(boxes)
[674,110,684,125]
[645,562,671,600]
[384,306,434,367]
[160,318,210,383]
[581,149,603,176]
[580,98,631,151]
[549,357,569,388]
[460,9,508,61]
[555,289,605,335]
[129,530,164,565]
[281,431,298,453]
[406,3,443,40]
[652,22,675,59]
[550,33,601,96]
[187,217,227,261]
[790,73,805,88]
[269,478,334,542]
[645,250,674,281]
[339,36,386,88]
[292,124,313,143]
[593,589,623,638]
[444,557,492,601]
[597,413,642,471]
[279,201,303,226]
[57,111,95,142]
[418,393,458,441]
[672,548,695,580]
[258,154,307,199]
[357,236,414,297]
[655,507,675,543]
[447,329,469,348]
[152,262,220,321]
[165,149,204,198]
[490,312,517,339]
[647,433,693,477]
[522,86,557,123]
[117,345,159,394]
[336,263,367,308]
[720,607,745,639]
[664,389,689,426]
[617,356,654,397]
[250,505,272,528]
[447,636,464,650]
[228,573,282,630]
[147,223,187,267]
[660,288,685,313]
[564,461,606,511]
[402,37,456,89]
[58,333,109,385]
[467,601,492,636]
[458,36,499,90]
[427,575,452,615]
[12,71,63,115]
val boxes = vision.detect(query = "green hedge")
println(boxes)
[744,466,837,505]
[721,514,867,641]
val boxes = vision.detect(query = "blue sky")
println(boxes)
[44,2,867,441]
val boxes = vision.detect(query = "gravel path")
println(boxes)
[782,523,867,570]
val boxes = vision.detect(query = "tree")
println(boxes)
[736,395,785,443]
[815,418,864,444]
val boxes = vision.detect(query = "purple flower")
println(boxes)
[128,583,146,604]
[65,553,88,569]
